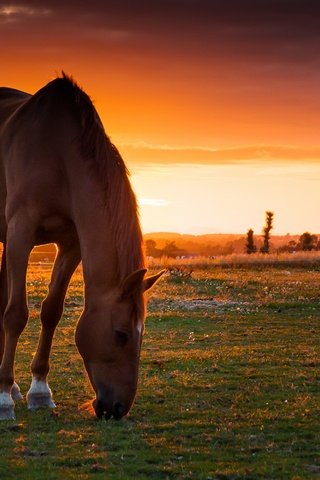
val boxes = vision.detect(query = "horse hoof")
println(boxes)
[0,406,15,420]
[27,378,56,409]
[27,393,56,410]
[11,383,23,401]
[0,393,15,420]
[0,405,15,420]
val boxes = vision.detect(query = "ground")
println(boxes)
[0,261,319,479]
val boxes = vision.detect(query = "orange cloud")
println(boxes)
[120,143,320,166]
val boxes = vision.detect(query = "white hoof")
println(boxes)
[27,378,56,410]
[0,392,15,420]
[11,382,23,401]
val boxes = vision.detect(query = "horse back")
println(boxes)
[0,88,30,130]
[0,76,117,249]
[0,80,85,240]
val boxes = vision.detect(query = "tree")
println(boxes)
[260,211,274,253]
[145,239,162,258]
[277,239,297,253]
[246,229,256,254]
[162,241,185,258]
[298,232,318,251]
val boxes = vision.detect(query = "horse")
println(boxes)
[0,74,164,421]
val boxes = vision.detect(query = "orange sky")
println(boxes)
[1,1,320,234]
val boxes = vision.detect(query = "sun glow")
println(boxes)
[131,162,320,235]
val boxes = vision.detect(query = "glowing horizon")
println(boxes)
[131,162,320,236]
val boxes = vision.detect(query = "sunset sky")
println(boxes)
[1,0,320,234]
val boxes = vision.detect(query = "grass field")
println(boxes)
[0,261,319,479]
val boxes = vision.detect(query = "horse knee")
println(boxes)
[40,297,63,329]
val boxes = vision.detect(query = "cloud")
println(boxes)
[0,5,51,21]
[121,143,320,165]
[1,1,320,72]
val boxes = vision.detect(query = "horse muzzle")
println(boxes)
[93,393,127,421]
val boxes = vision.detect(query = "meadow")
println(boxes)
[0,258,319,479]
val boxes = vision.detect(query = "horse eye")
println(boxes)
[115,330,129,346]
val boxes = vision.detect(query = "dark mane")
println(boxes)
[52,73,145,282]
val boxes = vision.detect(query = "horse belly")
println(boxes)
[35,216,77,246]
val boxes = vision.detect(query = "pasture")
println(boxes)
[0,259,319,479]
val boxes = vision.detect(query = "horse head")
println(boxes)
[75,268,165,420]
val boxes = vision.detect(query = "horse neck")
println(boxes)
[81,221,119,300]
[72,187,120,302]
[70,163,143,306]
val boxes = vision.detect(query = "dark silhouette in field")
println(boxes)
[246,229,256,254]
[260,211,274,253]
[298,232,318,251]
[0,73,164,421]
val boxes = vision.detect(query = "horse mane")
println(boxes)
[49,73,145,283]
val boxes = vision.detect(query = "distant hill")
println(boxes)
[144,232,306,256]
[0,232,317,262]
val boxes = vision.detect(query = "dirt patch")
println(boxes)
[149,297,256,313]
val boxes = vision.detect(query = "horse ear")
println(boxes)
[143,270,166,292]
[121,269,147,297]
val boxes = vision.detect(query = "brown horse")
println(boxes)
[0,74,164,420]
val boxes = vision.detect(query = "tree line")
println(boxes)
[277,233,320,252]
[246,211,320,254]
[145,239,187,258]
[145,211,320,259]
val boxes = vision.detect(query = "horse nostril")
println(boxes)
[93,395,113,420]
[113,402,126,420]
[92,393,125,420]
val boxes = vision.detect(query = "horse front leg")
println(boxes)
[27,242,81,409]
[0,244,6,363]
[0,219,33,420]
[0,244,22,402]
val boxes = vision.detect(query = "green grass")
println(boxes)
[0,263,319,479]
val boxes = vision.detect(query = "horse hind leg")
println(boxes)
[0,217,34,420]
[27,241,81,410]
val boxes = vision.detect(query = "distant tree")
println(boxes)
[288,240,297,250]
[162,241,185,258]
[145,239,156,255]
[145,239,162,258]
[298,232,318,251]
[278,239,297,253]
[260,211,274,253]
[246,229,256,254]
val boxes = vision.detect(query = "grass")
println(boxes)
[0,261,319,479]
[148,251,320,268]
